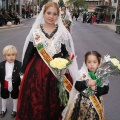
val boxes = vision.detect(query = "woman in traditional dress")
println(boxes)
[16,2,79,120]
[61,6,72,32]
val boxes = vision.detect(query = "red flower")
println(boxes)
[69,53,74,60]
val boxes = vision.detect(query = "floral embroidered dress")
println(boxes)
[16,25,73,120]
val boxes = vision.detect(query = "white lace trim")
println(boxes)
[32,25,72,57]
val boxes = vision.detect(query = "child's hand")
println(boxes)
[20,75,24,81]
[87,79,96,87]
[90,85,96,90]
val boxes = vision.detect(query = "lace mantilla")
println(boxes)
[32,25,72,57]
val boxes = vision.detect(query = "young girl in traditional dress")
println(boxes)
[16,2,79,120]
[64,51,109,120]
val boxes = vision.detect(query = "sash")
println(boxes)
[33,28,72,92]
[89,95,105,120]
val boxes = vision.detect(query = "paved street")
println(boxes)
[0,17,120,120]
[71,19,120,120]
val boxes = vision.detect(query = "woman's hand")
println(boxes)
[62,68,66,75]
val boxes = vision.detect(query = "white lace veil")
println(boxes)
[21,2,79,118]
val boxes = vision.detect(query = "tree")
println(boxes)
[40,0,49,9]
[73,0,85,10]
[67,0,85,14]
[58,0,65,7]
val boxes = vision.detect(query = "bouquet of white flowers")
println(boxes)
[87,55,120,95]
[50,54,74,106]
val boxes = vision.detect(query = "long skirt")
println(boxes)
[16,55,72,120]
[64,93,100,120]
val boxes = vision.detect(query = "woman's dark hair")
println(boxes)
[61,6,66,9]
[85,51,101,64]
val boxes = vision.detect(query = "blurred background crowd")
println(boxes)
[0,0,120,27]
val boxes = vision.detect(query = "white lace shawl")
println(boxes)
[30,25,73,57]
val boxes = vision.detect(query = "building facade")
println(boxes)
[86,0,102,12]
[0,0,38,16]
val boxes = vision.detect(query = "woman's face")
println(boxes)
[61,7,66,13]
[86,54,99,72]
[43,6,58,25]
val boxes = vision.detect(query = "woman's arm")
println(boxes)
[21,41,36,74]
[53,44,69,58]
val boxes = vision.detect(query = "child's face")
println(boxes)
[4,51,16,63]
[86,54,99,72]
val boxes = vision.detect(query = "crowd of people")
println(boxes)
[0,2,110,120]
[22,6,34,19]
[0,10,21,26]
[82,11,115,24]
[0,5,35,27]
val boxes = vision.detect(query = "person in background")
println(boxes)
[64,51,109,120]
[92,14,96,24]
[74,12,79,21]
[61,6,72,32]
[112,13,115,23]
[0,45,21,118]
[22,6,26,18]
[83,12,87,23]
[16,2,79,120]
[87,12,93,24]
[0,10,7,26]
[96,12,100,24]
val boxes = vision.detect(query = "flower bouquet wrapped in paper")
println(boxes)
[87,54,120,95]
[50,54,74,106]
